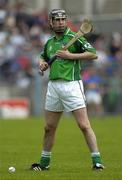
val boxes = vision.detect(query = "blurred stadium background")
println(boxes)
[0,0,122,119]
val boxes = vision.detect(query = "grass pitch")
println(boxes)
[0,116,122,180]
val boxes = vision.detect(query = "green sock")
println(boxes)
[91,152,102,165]
[40,150,51,167]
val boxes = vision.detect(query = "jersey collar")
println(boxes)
[64,27,71,35]
[54,27,71,40]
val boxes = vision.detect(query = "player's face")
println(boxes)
[51,18,67,33]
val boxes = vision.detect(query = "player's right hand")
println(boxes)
[39,61,49,72]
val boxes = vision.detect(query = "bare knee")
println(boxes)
[78,122,91,132]
[44,124,57,135]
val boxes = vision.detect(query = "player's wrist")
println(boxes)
[69,53,80,60]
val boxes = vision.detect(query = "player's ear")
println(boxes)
[49,18,53,29]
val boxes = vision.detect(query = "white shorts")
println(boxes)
[45,80,86,112]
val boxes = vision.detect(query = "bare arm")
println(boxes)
[55,50,97,60]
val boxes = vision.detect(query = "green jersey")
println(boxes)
[40,28,96,81]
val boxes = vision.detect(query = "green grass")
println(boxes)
[0,116,122,180]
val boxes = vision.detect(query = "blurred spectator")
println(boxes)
[9,27,26,47]
[0,24,8,46]
[82,66,104,116]
[109,32,122,56]
[93,34,109,68]
[103,79,119,114]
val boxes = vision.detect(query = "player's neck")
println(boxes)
[55,32,64,39]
